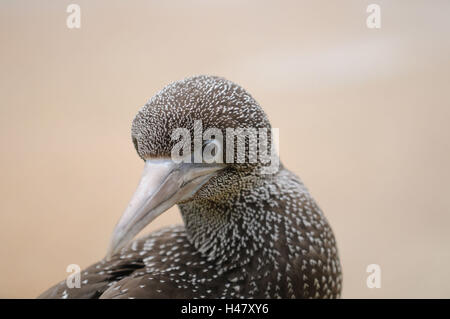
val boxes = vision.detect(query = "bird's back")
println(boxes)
[39,168,342,299]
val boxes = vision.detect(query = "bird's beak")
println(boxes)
[106,158,224,259]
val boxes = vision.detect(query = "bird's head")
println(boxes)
[107,75,276,259]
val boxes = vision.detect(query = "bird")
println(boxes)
[39,75,342,299]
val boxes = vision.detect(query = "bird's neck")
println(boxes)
[178,172,282,271]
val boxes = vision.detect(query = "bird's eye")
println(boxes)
[202,139,223,164]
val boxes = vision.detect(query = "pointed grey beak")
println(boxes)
[106,158,224,259]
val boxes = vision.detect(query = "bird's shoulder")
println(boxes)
[39,225,194,299]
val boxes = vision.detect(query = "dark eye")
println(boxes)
[203,140,216,157]
[202,139,222,163]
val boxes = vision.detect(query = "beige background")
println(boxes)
[1,0,449,298]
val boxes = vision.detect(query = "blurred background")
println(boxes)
[1,0,449,298]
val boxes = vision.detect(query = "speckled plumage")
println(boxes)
[39,75,342,299]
